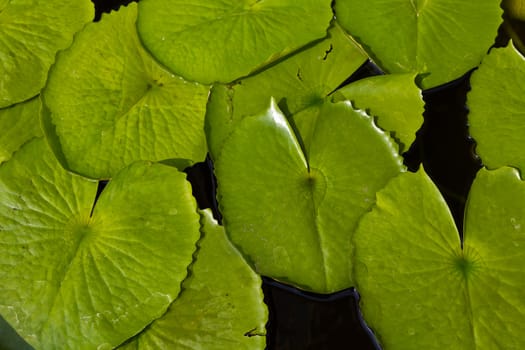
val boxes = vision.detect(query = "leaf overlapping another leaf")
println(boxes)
[0,138,200,349]
[215,99,405,293]
[353,167,525,349]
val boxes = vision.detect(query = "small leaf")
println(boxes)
[353,167,525,349]
[137,0,334,84]
[0,0,93,107]
[42,3,210,180]
[333,74,424,152]
[468,43,525,172]
[215,100,404,293]
[206,22,368,158]
[0,138,200,349]
[119,210,267,350]
[335,0,502,89]
[0,97,42,164]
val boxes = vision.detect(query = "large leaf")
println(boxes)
[137,0,334,84]
[353,167,525,349]
[0,97,42,164]
[468,43,525,172]
[333,74,424,152]
[0,138,200,349]
[0,0,93,107]
[335,0,502,89]
[119,210,267,350]
[206,22,368,158]
[215,100,404,293]
[42,3,210,180]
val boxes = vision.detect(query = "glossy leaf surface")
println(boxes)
[354,168,525,349]
[216,100,404,293]
[137,0,333,84]
[42,3,209,179]
[333,74,423,152]
[206,23,368,158]
[335,0,502,89]
[0,97,42,164]
[119,210,267,350]
[0,0,93,107]
[0,138,200,349]
[468,43,525,172]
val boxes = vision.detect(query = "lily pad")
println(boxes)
[42,3,210,180]
[335,0,502,89]
[332,74,424,152]
[206,22,368,159]
[468,43,525,172]
[215,99,404,293]
[137,0,334,84]
[0,138,200,349]
[353,167,525,349]
[0,97,42,164]
[119,210,267,350]
[0,0,93,107]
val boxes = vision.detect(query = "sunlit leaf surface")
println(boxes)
[0,97,42,164]
[206,22,368,159]
[42,3,209,179]
[0,0,93,107]
[215,100,404,293]
[335,0,502,89]
[137,0,334,84]
[0,138,200,349]
[354,167,525,349]
[119,210,267,350]
[468,43,525,172]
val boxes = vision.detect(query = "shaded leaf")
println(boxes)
[215,100,404,293]
[353,167,525,349]
[137,0,334,84]
[42,3,209,180]
[0,138,200,349]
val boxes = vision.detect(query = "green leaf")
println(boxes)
[41,3,210,180]
[468,43,525,172]
[0,0,93,107]
[137,0,334,84]
[332,74,424,152]
[0,97,42,165]
[0,138,200,349]
[335,0,502,89]
[119,210,267,350]
[353,167,525,349]
[215,100,404,293]
[206,22,368,158]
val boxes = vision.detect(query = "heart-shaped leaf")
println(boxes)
[42,3,210,180]
[137,0,334,84]
[215,99,404,293]
[353,167,525,349]
[0,138,200,349]
[119,210,267,350]
[332,74,424,152]
[468,42,525,172]
[0,97,42,164]
[205,22,368,158]
[335,0,502,89]
[0,0,93,107]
